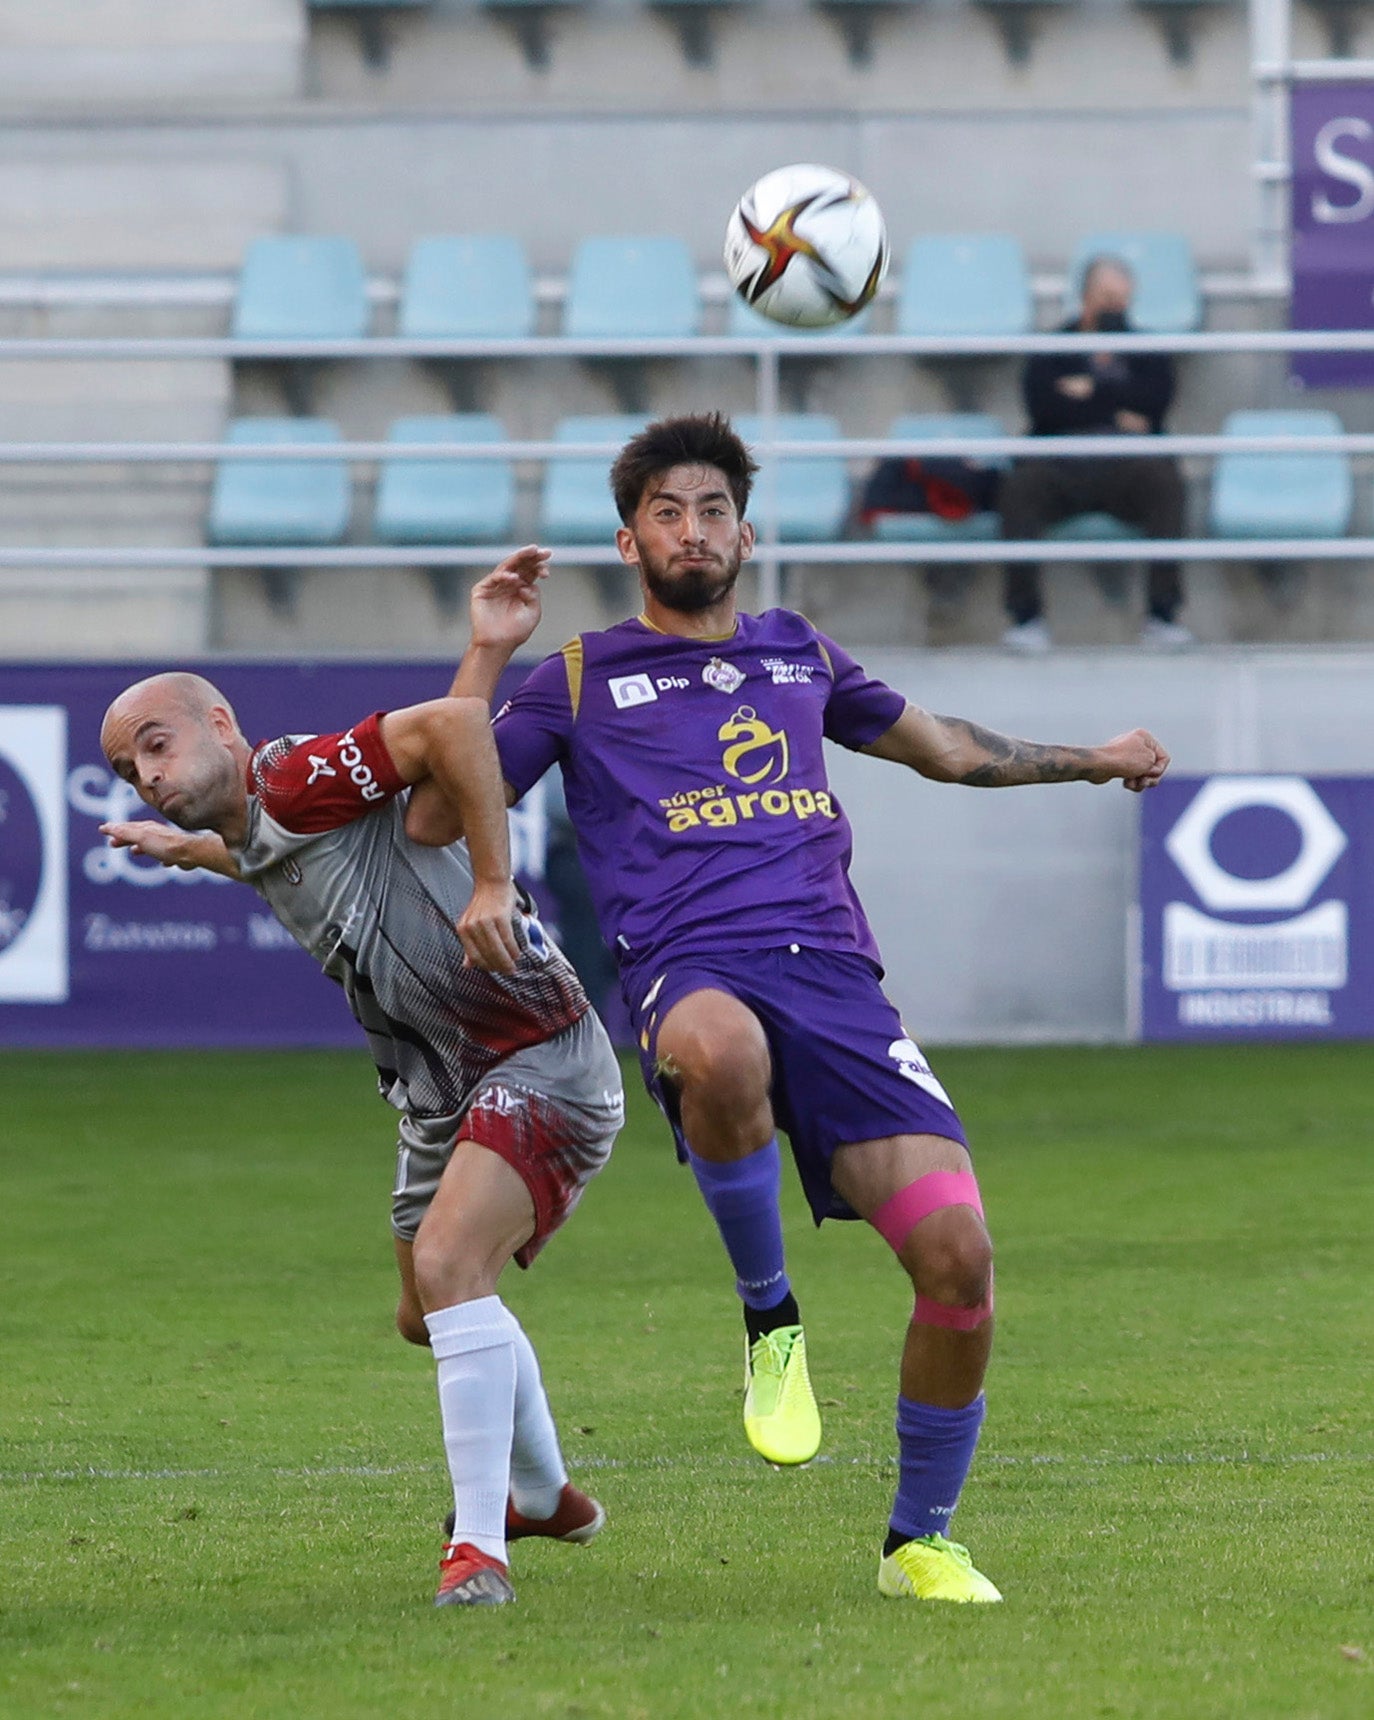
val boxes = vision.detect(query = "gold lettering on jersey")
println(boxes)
[658,786,836,832]
[718,706,789,785]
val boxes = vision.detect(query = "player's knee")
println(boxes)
[660,1016,768,1104]
[412,1227,499,1309]
[871,1167,994,1314]
[395,1301,431,1346]
[915,1211,994,1309]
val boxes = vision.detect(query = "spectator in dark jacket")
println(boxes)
[1001,256,1192,651]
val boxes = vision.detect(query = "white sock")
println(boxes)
[509,1320,569,1521]
[424,1296,518,1562]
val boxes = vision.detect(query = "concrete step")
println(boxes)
[0,566,210,656]
[0,161,287,272]
[0,359,229,442]
[0,0,303,108]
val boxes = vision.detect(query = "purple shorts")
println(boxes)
[625,944,967,1223]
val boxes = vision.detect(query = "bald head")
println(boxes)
[101,670,251,840]
[1079,256,1133,328]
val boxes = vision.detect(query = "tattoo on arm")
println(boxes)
[935,716,1100,787]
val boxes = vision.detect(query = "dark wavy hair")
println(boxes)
[610,412,758,524]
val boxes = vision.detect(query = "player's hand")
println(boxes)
[1090,729,1170,793]
[456,877,521,974]
[101,818,202,868]
[468,545,550,653]
[1115,409,1151,434]
[1056,373,1094,400]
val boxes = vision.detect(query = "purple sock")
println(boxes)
[686,1139,792,1312]
[889,1393,986,1544]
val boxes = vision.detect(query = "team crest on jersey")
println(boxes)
[703,657,746,694]
[280,858,303,885]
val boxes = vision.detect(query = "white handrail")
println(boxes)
[0,433,1367,463]
[0,328,1371,359]
[2,540,1369,569]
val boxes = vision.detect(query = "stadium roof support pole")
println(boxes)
[1250,0,1291,290]
[754,345,783,611]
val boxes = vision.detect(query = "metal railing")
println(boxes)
[3,324,1374,609]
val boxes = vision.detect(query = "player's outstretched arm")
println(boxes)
[100,820,244,878]
[863,704,1170,793]
[380,698,521,972]
[404,545,548,846]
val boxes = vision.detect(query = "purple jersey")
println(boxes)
[492,609,906,974]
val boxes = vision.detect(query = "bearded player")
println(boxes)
[406,413,1169,1603]
[99,666,623,1609]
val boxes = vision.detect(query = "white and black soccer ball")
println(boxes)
[724,163,889,329]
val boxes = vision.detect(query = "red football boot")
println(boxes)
[434,1541,515,1608]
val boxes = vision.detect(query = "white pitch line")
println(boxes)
[1,1451,1370,1486]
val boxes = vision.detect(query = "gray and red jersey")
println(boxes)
[492,610,907,977]
[230,712,588,1121]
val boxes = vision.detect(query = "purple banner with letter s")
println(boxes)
[1291,82,1374,388]
[1137,775,1374,1040]
[0,661,545,1048]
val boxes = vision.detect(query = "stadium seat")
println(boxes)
[815,0,924,68]
[208,418,351,615]
[373,415,515,545]
[479,0,586,71]
[973,0,1077,65]
[209,418,351,546]
[232,236,370,415]
[233,235,370,343]
[564,236,700,340]
[565,235,699,411]
[1045,512,1142,542]
[897,234,1033,338]
[1209,410,1353,539]
[399,235,535,340]
[1066,231,1202,334]
[540,415,649,543]
[647,0,759,68]
[726,294,871,339]
[734,414,850,542]
[868,415,1006,543]
[1132,0,1237,66]
[306,0,432,70]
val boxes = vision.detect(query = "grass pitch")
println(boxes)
[1,1043,1370,1720]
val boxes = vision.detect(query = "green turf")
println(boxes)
[1,1044,1369,1719]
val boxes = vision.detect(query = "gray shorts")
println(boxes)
[391,1010,623,1267]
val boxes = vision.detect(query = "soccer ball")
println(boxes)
[724,163,889,329]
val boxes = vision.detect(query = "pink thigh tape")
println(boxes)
[870,1169,985,1254]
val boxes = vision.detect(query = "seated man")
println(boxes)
[1000,255,1193,651]
[99,658,624,1610]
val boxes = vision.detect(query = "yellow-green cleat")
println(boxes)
[742,1324,821,1465]
[878,1534,1003,1603]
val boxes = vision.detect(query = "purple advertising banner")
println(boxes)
[1137,775,1374,1041]
[0,661,548,1048]
[1291,82,1374,388]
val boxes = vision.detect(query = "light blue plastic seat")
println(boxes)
[232,236,370,341]
[870,414,1006,543]
[208,419,350,545]
[735,414,850,542]
[399,236,535,339]
[727,292,871,340]
[540,415,649,542]
[1046,511,1143,542]
[897,234,1033,337]
[1209,410,1352,539]
[1066,231,1201,334]
[374,415,515,544]
[564,237,700,338]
